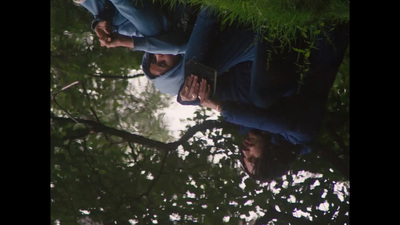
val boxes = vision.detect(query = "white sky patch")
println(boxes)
[163,101,200,139]
[127,69,149,93]
[162,100,219,140]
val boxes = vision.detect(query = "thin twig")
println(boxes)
[51,81,81,124]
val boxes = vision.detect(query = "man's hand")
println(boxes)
[94,21,112,46]
[180,74,200,101]
[102,33,134,49]
[198,78,222,112]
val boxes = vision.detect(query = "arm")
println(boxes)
[101,32,133,49]
[76,0,115,45]
[109,0,169,37]
[183,6,218,62]
[98,29,187,54]
[176,7,219,105]
[223,101,320,144]
[132,32,188,54]
[77,0,115,30]
[198,79,322,144]
[79,0,181,52]
[221,100,322,145]
[221,102,294,134]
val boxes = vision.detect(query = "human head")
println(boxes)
[141,52,185,95]
[239,129,304,182]
[148,53,182,76]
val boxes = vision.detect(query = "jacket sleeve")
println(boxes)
[132,32,188,55]
[183,7,218,63]
[78,0,115,30]
[175,7,219,106]
[220,100,323,144]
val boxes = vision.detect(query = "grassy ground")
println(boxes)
[159,0,349,44]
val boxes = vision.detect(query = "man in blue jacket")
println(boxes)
[193,21,349,144]
[75,2,259,97]
[141,6,260,96]
[196,22,349,181]
[74,0,198,54]
[139,5,349,181]
[141,6,299,108]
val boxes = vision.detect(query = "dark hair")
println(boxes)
[143,53,158,78]
[142,53,183,78]
[239,130,304,182]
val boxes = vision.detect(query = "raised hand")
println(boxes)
[198,78,210,104]
[94,21,112,46]
[180,74,200,101]
[198,78,222,112]
[101,33,134,49]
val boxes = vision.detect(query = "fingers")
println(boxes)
[96,21,111,35]
[181,75,193,97]
[102,21,111,35]
[188,75,199,100]
[180,75,200,101]
[190,75,199,94]
[98,33,111,47]
[99,37,108,46]
[102,35,112,43]
[198,79,210,103]
[198,78,205,99]
[96,22,112,47]
[183,75,193,92]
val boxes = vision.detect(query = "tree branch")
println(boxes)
[88,73,144,79]
[168,120,238,149]
[51,115,229,153]
[52,115,172,152]
[51,115,349,180]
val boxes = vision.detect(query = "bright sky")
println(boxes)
[127,70,201,139]
[162,100,200,139]
[127,69,220,140]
